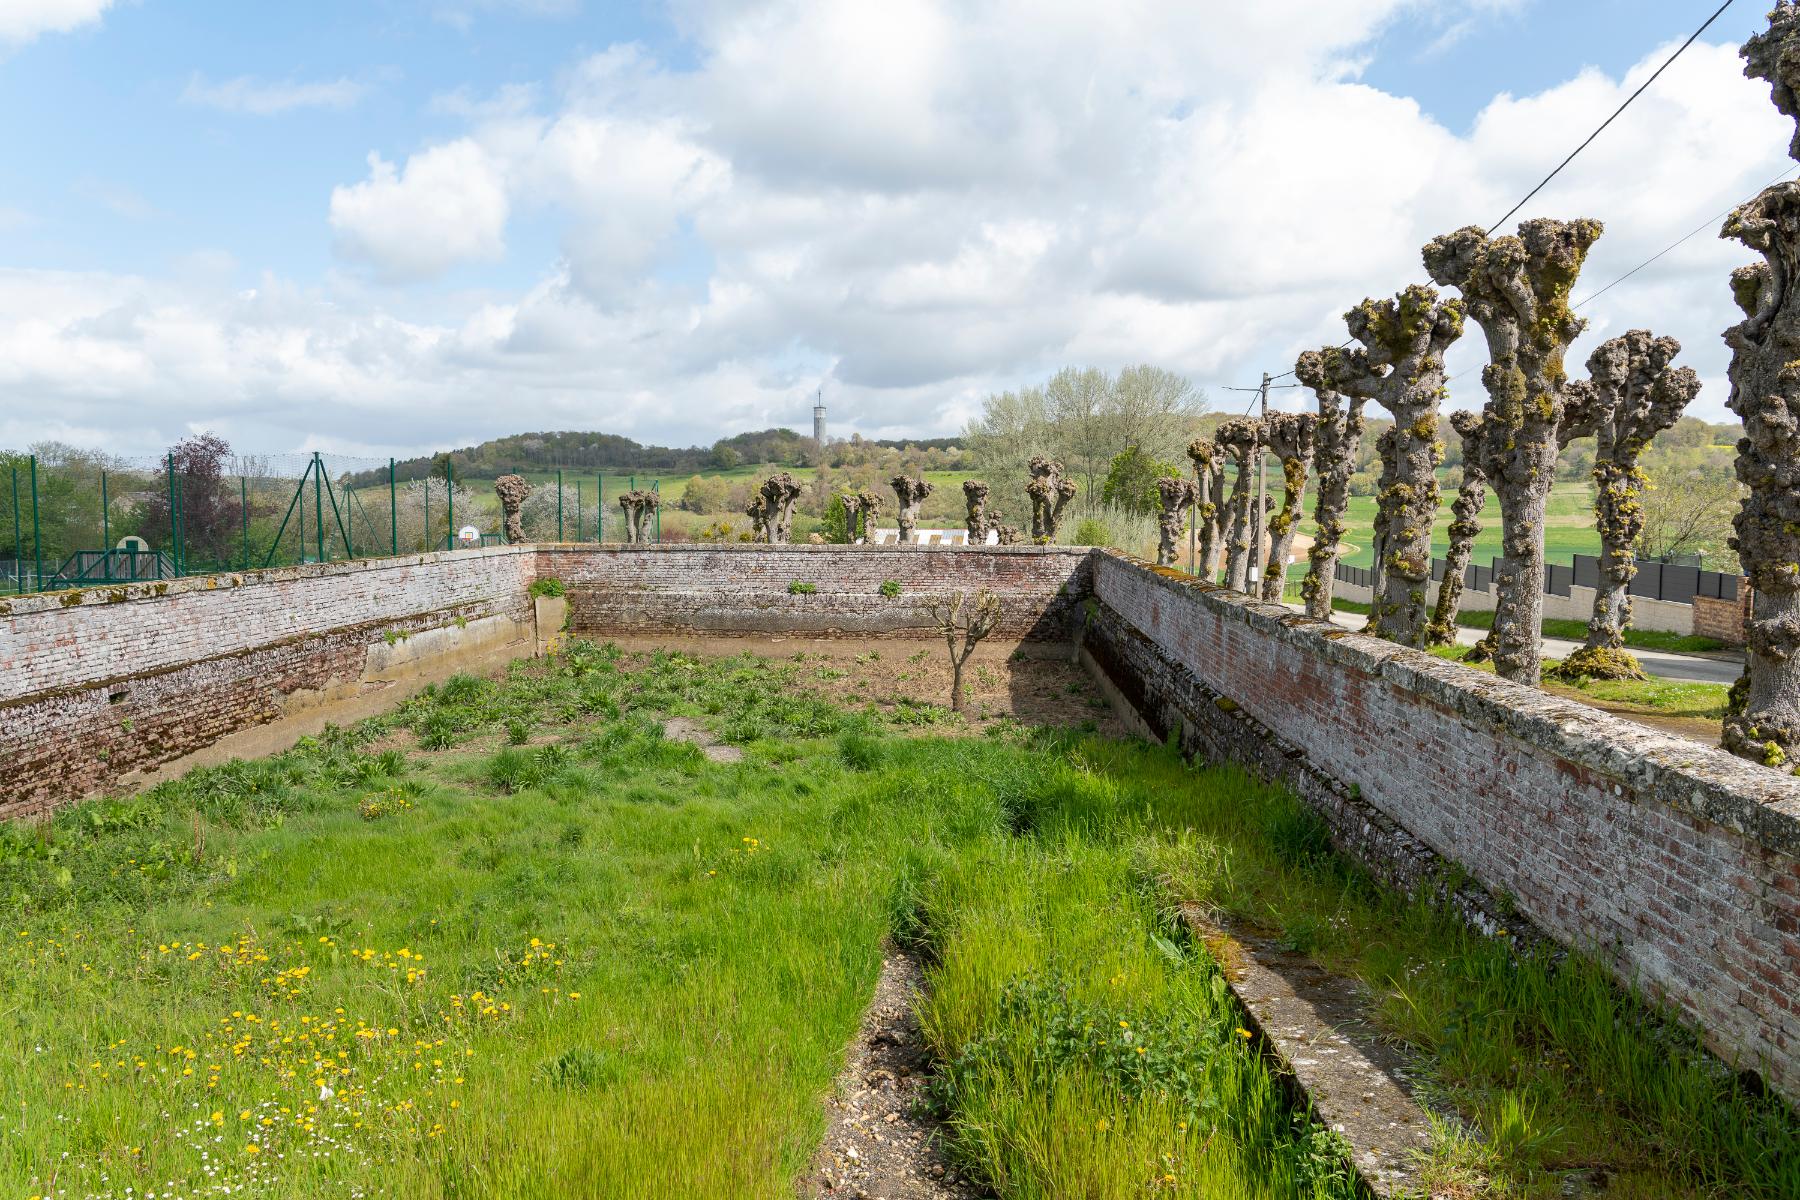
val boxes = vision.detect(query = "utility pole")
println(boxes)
[1250,372,1270,589]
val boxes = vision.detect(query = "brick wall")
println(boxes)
[538,544,1092,640]
[1693,586,1752,646]
[0,548,536,817]
[1084,551,1800,1104]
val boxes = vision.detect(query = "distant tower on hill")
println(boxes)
[813,387,827,444]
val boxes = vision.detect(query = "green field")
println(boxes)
[2,646,1792,1199]
[1305,481,1602,569]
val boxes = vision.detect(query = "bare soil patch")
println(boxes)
[803,950,983,1200]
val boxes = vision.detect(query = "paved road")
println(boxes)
[1283,604,1743,686]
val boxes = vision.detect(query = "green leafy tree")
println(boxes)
[1100,446,1181,516]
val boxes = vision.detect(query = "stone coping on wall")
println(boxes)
[0,544,533,620]
[1093,551,1800,865]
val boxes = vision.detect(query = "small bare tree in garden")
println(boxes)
[1425,216,1603,685]
[962,480,990,542]
[1155,476,1200,567]
[1025,456,1078,543]
[891,475,934,543]
[1216,417,1262,592]
[1552,331,1701,681]
[1427,412,1488,646]
[928,588,1002,713]
[495,474,531,545]
[1261,411,1318,601]
[1295,346,1376,620]
[1186,438,1225,579]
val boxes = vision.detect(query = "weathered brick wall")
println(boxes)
[539,544,1092,640]
[1693,587,1751,646]
[1085,551,1800,1103]
[0,549,536,817]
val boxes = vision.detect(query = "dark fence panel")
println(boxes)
[1546,562,1573,597]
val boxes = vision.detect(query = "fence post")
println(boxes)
[576,480,583,542]
[101,470,112,581]
[653,478,661,543]
[423,473,429,554]
[557,469,564,541]
[10,466,21,594]
[389,459,398,556]
[165,453,179,576]
[240,476,249,570]
[313,454,326,564]
[598,476,604,543]
[446,460,455,550]
[30,455,43,592]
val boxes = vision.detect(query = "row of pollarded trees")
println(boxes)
[1157,2,1800,771]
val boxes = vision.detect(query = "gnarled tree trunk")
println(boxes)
[1216,419,1261,592]
[962,480,990,543]
[1427,447,1485,646]
[1025,456,1078,544]
[1426,217,1603,685]
[1347,286,1463,646]
[1363,429,1395,635]
[1187,439,1223,580]
[890,475,934,544]
[495,474,531,545]
[1295,348,1376,620]
[1261,412,1318,601]
[1156,476,1200,567]
[759,472,803,544]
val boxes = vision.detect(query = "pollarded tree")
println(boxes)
[1363,428,1396,633]
[1347,286,1465,646]
[759,473,803,544]
[1720,3,1800,766]
[1426,412,1488,646]
[1552,332,1701,681]
[1025,456,1077,543]
[891,474,933,544]
[962,480,990,542]
[1186,438,1225,581]
[1260,411,1319,601]
[618,489,659,543]
[745,492,770,542]
[1155,476,1201,567]
[1425,216,1604,685]
[1295,346,1378,619]
[1215,418,1262,592]
[495,474,531,545]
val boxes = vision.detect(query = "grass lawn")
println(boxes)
[1301,481,1603,570]
[1307,596,1731,656]
[1,647,1789,1198]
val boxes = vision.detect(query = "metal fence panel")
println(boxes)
[1573,554,1600,590]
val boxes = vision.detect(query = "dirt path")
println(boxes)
[803,951,984,1200]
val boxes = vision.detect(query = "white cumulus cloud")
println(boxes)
[0,0,113,46]
[328,141,511,282]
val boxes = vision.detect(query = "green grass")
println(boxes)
[0,647,1786,1198]
[1303,480,1603,569]
[1296,594,1730,655]
[1423,644,1731,719]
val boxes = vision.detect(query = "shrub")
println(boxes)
[528,577,566,599]
[788,580,817,595]
[879,579,902,598]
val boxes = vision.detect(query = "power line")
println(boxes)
[1266,1,1742,394]
[1483,0,1739,234]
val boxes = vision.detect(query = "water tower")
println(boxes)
[813,387,826,444]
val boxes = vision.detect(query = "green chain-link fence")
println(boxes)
[1,450,663,596]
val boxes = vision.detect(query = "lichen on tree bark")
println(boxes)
[962,480,990,543]
[1155,476,1200,567]
[1295,347,1375,620]
[1215,418,1263,593]
[1720,2,1800,765]
[1260,412,1318,601]
[1345,285,1464,646]
[1551,332,1700,681]
[1425,216,1603,685]
[890,475,934,544]
[1186,438,1226,581]
[1426,412,1487,646]
[1363,428,1396,634]
[1025,456,1077,544]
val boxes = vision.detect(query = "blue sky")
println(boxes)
[0,0,1789,456]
